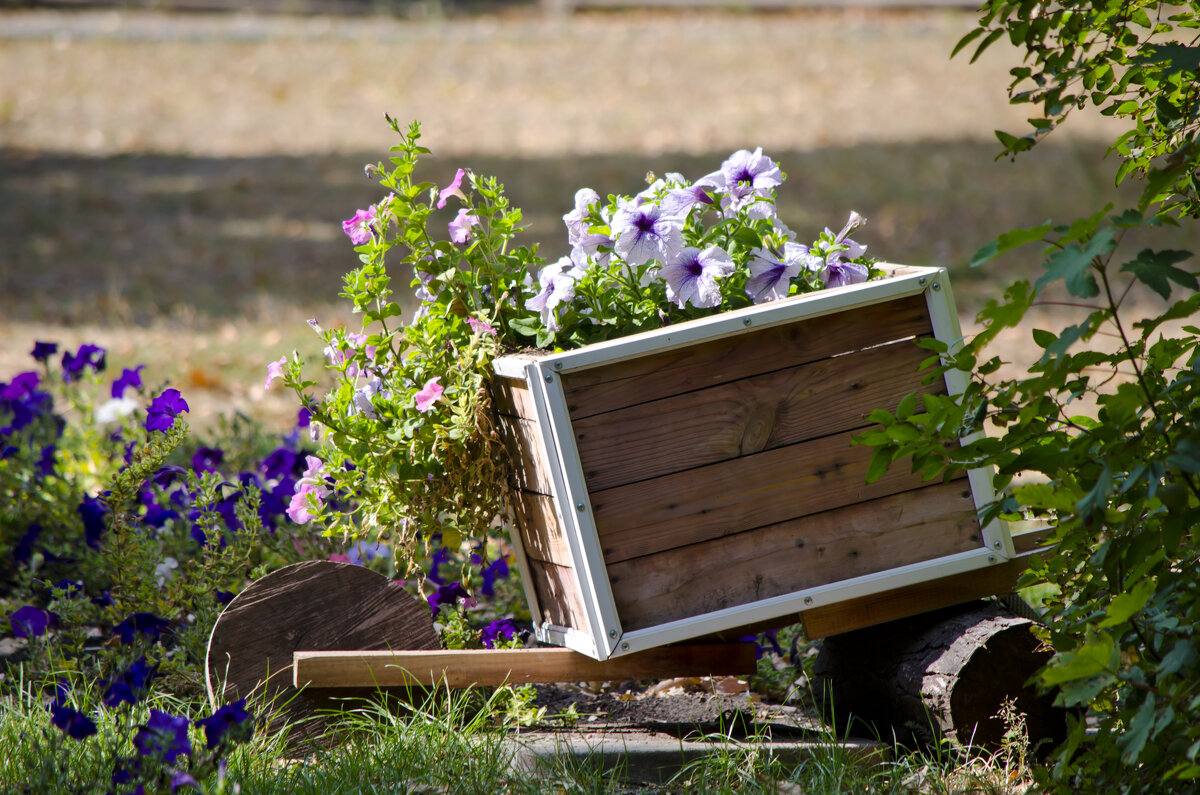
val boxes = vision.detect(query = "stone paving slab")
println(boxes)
[507,726,888,784]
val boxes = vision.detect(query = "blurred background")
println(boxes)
[0,0,1176,431]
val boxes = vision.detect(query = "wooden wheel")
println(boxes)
[205,560,439,747]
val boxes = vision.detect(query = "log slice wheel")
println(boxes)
[205,560,439,747]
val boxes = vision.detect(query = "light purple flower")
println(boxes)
[342,207,377,246]
[721,147,782,201]
[448,208,480,244]
[264,356,287,390]
[437,168,468,208]
[414,377,444,413]
[524,259,578,332]
[563,188,604,249]
[746,242,821,304]
[662,174,720,218]
[610,198,683,267]
[819,258,870,288]
[661,245,734,309]
[352,379,384,419]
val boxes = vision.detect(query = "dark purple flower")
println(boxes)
[111,365,145,399]
[1,371,40,400]
[261,447,299,480]
[480,618,518,649]
[297,406,312,428]
[113,612,170,645]
[171,771,200,793]
[61,343,107,381]
[13,523,40,565]
[91,590,114,608]
[191,446,224,474]
[78,494,108,549]
[103,657,158,707]
[426,544,452,586]
[37,444,57,477]
[54,579,84,599]
[481,556,510,597]
[145,388,189,432]
[50,700,97,740]
[151,465,189,488]
[428,582,470,618]
[195,698,254,750]
[133,710,191,764]
[10,605,51,638]
[216,590,235,606]
[31,341,58,362]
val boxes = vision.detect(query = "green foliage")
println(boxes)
[860,2,1200,790]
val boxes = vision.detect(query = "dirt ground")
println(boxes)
[0,6,1182,431]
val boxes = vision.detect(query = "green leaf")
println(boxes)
[1097,579,1156,628]
[1036,226,1117,298]
[995,129,1037,156]
[1041,634,1115,685]
[1120,249,1197,300]
[969,222,1052,268]
[1119,695,1158,763]
[1134,43,1200,79]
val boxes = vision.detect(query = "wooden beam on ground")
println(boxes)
[294,643,757,689]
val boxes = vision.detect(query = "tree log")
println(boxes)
[812,600,1070,753]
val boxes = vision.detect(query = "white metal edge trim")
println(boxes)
[533,624,598,659]
[610,547,1002,656]
[492,356,529,379]
[921,270,1015,559]
[536,265,940,374]
[530,361,623,660]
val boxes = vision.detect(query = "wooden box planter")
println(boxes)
[490,264,1014,661]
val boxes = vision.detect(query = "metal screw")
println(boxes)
[918,277,927,286]
[609,629,617,638]
[743,318,752,327]
[621,642,629,650]
[803,596,813,606]
[988,555,996,563]
[544,374,553,383]
[554,362,563,370]
[993,540,1002,550]
[932,282,942,291]
[576,502,585,512]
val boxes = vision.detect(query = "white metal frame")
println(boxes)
[495,264,1012,659]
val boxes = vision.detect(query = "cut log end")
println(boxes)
[813,600,1071,754]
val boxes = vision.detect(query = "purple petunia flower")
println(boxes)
[721,147,783,203]
[49,685,97,740]
[261,447,299,480]
[171,772,200,793]
[191,446,224,475]
[342,207,377,246]
[610,198,684,267]
[746,242,821,304]
[448,208,481,244]
[10,605,51,638]
[113,612,170,645]
[31,341,58,362]
[103,657,158,708]
[481,618,518,649]
[525,258,579,333]
[145,388,189,432]
[437,168,468,209]
[110,365,145,399]
[78,494,108,550]
[195,698,254,750]
[297,406,312,427]
[134,710,191,764]
[428,582,470,618]
[1,371,39,400]
[562,188,611,254]
[660,245,734,310]
[13,523,40,566]
[819,259,870,289]
[61,343,106,381]
[36,444,56,477]
[662,175,720,218]
[480,556,510,597]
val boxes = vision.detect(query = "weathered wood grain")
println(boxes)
[574,338,936,492]
[591,428,936,563]
[294,643,756,688]
[205,560,438,748]
[490,374,539,420]
[560,293,933,418]
[516,491,573,568]
[608,480,979,630]
[526,558,590,631]
[496,415,556,496]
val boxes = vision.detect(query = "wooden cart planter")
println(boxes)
[489,263,1015,661]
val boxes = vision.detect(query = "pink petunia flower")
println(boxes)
[437,168,468,209]
[264,356,287,390]
[448,209,480,244]
[286,482,325,524]
[342,207,377,246]
[467,316,496,336]
[414,377,444,413]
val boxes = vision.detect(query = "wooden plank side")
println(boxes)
[607,480,980,631]
[561,293,933,419]
[800,551,1038,639]
[490,374,540,420]
[574,338,937,492]
[294,643,757,689]
[516,491,573,568]
[591,428,935,563]
[496,415,556,496]
[526,558,590,632]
